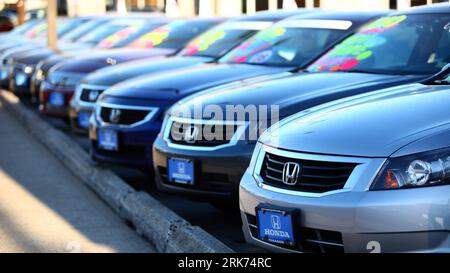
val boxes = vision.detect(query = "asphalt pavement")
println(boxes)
[0,99,155,253]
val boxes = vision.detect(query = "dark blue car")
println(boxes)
[89,11,385,171]
[152,5,450,202]
[69,9,313,133]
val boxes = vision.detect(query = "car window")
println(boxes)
[97,22,164,49]
[129,20,219,51]
[178,21,273,58]
[219,19,351,67]
[76,23,128,44]
[61,19,105,42]
[308,14,450,75]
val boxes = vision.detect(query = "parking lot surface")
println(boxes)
[0,100,154,253]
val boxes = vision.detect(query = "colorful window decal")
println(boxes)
[181,28,226,56]
[308,15,407,72]
[130,21,185,49]
[97,25,140,49]
[221,26,286,64]
[179,21,273,57]
[25,23,48,38]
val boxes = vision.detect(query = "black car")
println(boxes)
[69,9,314,133]
[152,4,450,204]
[89,11,384,173]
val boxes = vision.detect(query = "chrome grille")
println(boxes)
[168,120,238,147]
[259,152,357,193]
[100,107,152,126]
[48,72,85,87]
[80,86,106,102]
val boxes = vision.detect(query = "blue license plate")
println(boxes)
[49,92,65,106]
[0,69,8,80]
[15,72,28,86]
[77,112,91,129]
[257,207,296,246]
[98,129,118,151]
[168,158,194,185]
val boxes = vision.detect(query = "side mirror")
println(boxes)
[422,63,450,84]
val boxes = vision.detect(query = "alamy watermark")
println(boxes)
[168,102,280,146]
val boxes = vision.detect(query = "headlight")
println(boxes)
[24,65,34,74]
[371,148,450,190]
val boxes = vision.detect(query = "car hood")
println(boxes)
[80,48,175,63]
[104,63,293,100]
[82,56,212,87]
[15,50,55,65]
[53,48,175,74]
[176,72,426,119]
[261,84,450,158]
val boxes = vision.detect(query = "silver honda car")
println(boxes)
[240,71,450,253]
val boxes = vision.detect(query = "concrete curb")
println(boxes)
[0,91,233,253]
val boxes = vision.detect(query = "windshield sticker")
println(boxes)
[308,15,407,72]
[26,24,48,38]
[98,26,139,48]
[181,29,226,56]
[249,50,274,64]
[222,26,286,64]
[131,21,184,48]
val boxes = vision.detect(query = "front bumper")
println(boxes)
[89,117,162,170]
[9,68,32,94]
[0,66,10,88]
[69,102,94,134]
[39,83,75,118]
[240,168,450,253]
[153,135,254,200]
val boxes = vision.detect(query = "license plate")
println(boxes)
[15,72,27,86]
[77,112,91,129]
[49,92,65,106]
[98,129,118,151]
[257,206,297,246]
[0,69,8,80]
[168,158,194,185]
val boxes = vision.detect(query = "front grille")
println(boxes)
[260,152,357,193]
[168,120,238,147]
[100,107,152,126]
[48,72,84,87]
[80,87,105,102]
[246,213,344,253]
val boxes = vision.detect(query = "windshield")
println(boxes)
[76,21,133,45]
[56,19,86,36]
[178,21,273,58]
[219,19,351,67]
[97,22,164,49]
[129,20,218,51]
[10,20,40,35]
[308,14,450,75]
[61,19,105,42]
[24,22,47,38]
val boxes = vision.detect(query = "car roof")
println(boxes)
[286,10,389,24]
[397,2,450,14]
